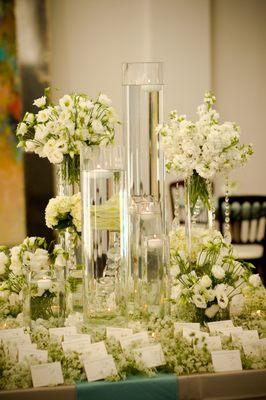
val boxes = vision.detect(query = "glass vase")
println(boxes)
[57,161,83,315]
[81,145,128,322]
[23,269,65,328]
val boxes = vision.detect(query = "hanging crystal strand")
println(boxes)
[191,198,201,225]
[184,177,192,260]
[172,182,180,230]
[224,176,231,243]
[207,180,215,230]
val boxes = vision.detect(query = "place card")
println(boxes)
[83,355,117,382]
[182,327,209,343]
[217,327,243,338]
[260,338,266,356]
[3,335,32,362]
[49,326,77,341]
[195,336,222,352]
[120,331,149,350]
[134,344,165,368]
[62,338,93,354]
[106,327,133,340]
[0,328,25,340]
[31,362,64,387]
[231,329,259,344]
[174,322,200,334]
[242,340,261,358]
[63,333,91,342]
[19,349,48,364]
[207,320,234,334]
[211,350,242,372]
[82,341,108,361]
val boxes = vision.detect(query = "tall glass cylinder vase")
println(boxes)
[81,145,128,322]
[57,161,82,315]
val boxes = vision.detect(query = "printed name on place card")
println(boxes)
[106,327,133,340]
[31,362,64,388]
[120,331,149,350]
[211,350,242,372]
[134,344,166,368]
[83,355,117,382]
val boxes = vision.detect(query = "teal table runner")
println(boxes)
[76,374,178,400]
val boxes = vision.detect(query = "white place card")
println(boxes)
[207,320,234,334]
[195,336,222,352]
[3,335,32,362]
[31,362,64,387]
[83,355,117,382]
[182,327,209,343]
[62,338,93,354]
[260,338,266,357]
[211,350,242,372]
[120,331,149,350]
[174,322,200,334]
[231,330,259,344]
[217,327,243,338]
[63,333,91,343]
[134,344,165,368]
[82,341,108,361]
[0,328,25,339]
[106,327,133,340]
[49,326,77,341]
[19,349,48,364]
[242,341,261,358]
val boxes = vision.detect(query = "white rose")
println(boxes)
[211,264,225,280]
[192,293,207,308]
[17,122,28,136]
[248,274,261,288]
[98,94,112,106]
[199,275,212,288]
[59,94,74,109]
[33,96,46,108]
[0,252,8,274]
[91,119,104,133]
[205,304,219,319]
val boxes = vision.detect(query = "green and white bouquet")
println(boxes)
[45,193,81,234]
[16,90,120,183]
[170,228,261,321]
[157,92,253,208]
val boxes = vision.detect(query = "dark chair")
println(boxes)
[217,195,266,283]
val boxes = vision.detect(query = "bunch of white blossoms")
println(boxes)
[16,92,119,165]
[157,92,253,180]
[171,231,261,319]
[45,193,81,233]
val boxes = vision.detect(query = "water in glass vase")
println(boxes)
[82,167,126,321]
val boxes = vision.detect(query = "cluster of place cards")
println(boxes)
[176,320,265,373]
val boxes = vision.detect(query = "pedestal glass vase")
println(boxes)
[57,161,82,314]
[81,145,128,322]
[23,269,65,328]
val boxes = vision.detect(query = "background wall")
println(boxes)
[49,0,266,196]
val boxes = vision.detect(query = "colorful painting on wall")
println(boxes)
[0,0,25,245]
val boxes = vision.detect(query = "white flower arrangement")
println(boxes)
[45,193,81,234]
[170,228,260,320]
[158,92,253,181]
[16,90,120,183]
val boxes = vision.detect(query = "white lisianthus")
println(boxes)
[59,94,74,109]
[216,291,229,309]
[91,119,104,133]
[24,112,35,124]
[248,274,261,288]
[199,275,212,288]
[17,122,28,136]
[43,139,65,164]
[35,125,49,140]
[0,252,9,275]
[205,304,220,318]
[30,249,49,272]
[98,93,112,106]
[37,109,50,123]
[211,264,225,280]
[25,140,38,152]
[192,293,207,308]
[33,96,46,108]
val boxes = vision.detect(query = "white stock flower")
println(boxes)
[205,304,219,318]
[199,275,212,288]
[0,252,8,274]
[33,96,46,108]
[248,274,261,288]
[211,264,225,280]
[98,94,112,106]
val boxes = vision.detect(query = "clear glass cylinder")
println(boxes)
[23,269,65,327]
[122,62,165,215]
[57,164,82,315]
[81,145,128,321]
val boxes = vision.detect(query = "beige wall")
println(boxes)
[212,0,266,195]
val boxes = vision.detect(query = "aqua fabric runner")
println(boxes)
[76,374,178,400]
